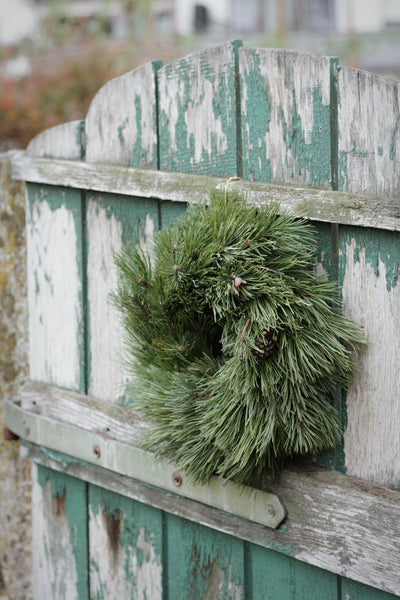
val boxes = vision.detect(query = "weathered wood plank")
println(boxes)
[165,513,244,599]
[158,40,241,176]
[248,545,338,600]
[25,184,85,391]
[22,441,400,596]
[32,464,88,600]
[86,192,159,403]
[5,387,287,530]
[340,226,400,489]
[12,154,400,232]
[89,485,163,599]
[337,67,400,196]
[85,62,161,167]
[26,120,85,160]
[239,48,334,188]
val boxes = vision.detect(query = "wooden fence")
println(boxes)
[6,40,400,599]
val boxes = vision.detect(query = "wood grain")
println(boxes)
[12,154,400,232]
[240,48,333,188]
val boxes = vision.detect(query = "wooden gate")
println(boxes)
[7,41,400,598]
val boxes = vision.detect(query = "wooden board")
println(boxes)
[239,48,334,188]
[165,513,244,599]
[248,544,338,599]
[340,226,400,488]
[24,443,400,598]
[26,120,85,161]
[12,154,400,233]
[32,464,88,600]
[89,485,163,599]
[337,67,400,196]
[85,192,159,402]
[85,62,161,167]
[6,387,400,595]
[25,184,85,391]
[158,40,241,176]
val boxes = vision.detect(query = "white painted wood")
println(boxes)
[12,154,400,232]
[24,441,400,597]
[341,238,400,488]
[85,62,159,167]
[240,48,332,187]
[26,188,82,389]
[337,66,400,196]
[26,121,84,160]
[31,464,80,600]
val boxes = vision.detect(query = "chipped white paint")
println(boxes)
[337,67,400,196]
[31,465,79,600]
[85,63,158,167]
[27,193,82,389]
[184,76,228,165]
[27,121,83,160]
[240,48,331,186]
[158,41,235,171]
[89,504,162,599]
[87,199,124,402]
[342,239,400,488]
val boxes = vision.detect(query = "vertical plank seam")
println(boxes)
[161,511,169,600]
[85,481,91,600]
[243,541,252,600]
[232,40,244,178]
[330,56,346,473]
[80,190,90,395]
[153,59,163,229]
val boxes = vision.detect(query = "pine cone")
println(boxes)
[252,330,279,363]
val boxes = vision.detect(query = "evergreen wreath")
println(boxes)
[114,193,365,487]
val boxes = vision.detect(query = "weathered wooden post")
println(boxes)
[5,41,400,598]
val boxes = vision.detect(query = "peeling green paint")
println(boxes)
[158,43,239,176]
[37,465,89,599]
[241,51,272,183]
[340,226,400,292]
[279,87,331,187]
[166,512,244,599]
[89,485,162,597]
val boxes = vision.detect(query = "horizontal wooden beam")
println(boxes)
[5,381,400,596]
[4,383,285,530]
[11,151,400,232]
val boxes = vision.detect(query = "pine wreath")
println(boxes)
[114,193,365,487]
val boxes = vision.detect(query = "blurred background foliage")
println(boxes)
[0,0,188,150]
[1,0,399,151]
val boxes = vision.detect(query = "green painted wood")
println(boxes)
[339,226,400,488]
[247,543,338,600]
[33,465,88,600]
[86,192,159,403]
[165,513,245,599]
[158,41,242,176]
[25,183,85,392]
[342,578,400,600]
[160,199,187,229]
[88,484,163,599]
[239,48,335,188]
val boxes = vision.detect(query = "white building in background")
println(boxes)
[173,0,400,36]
